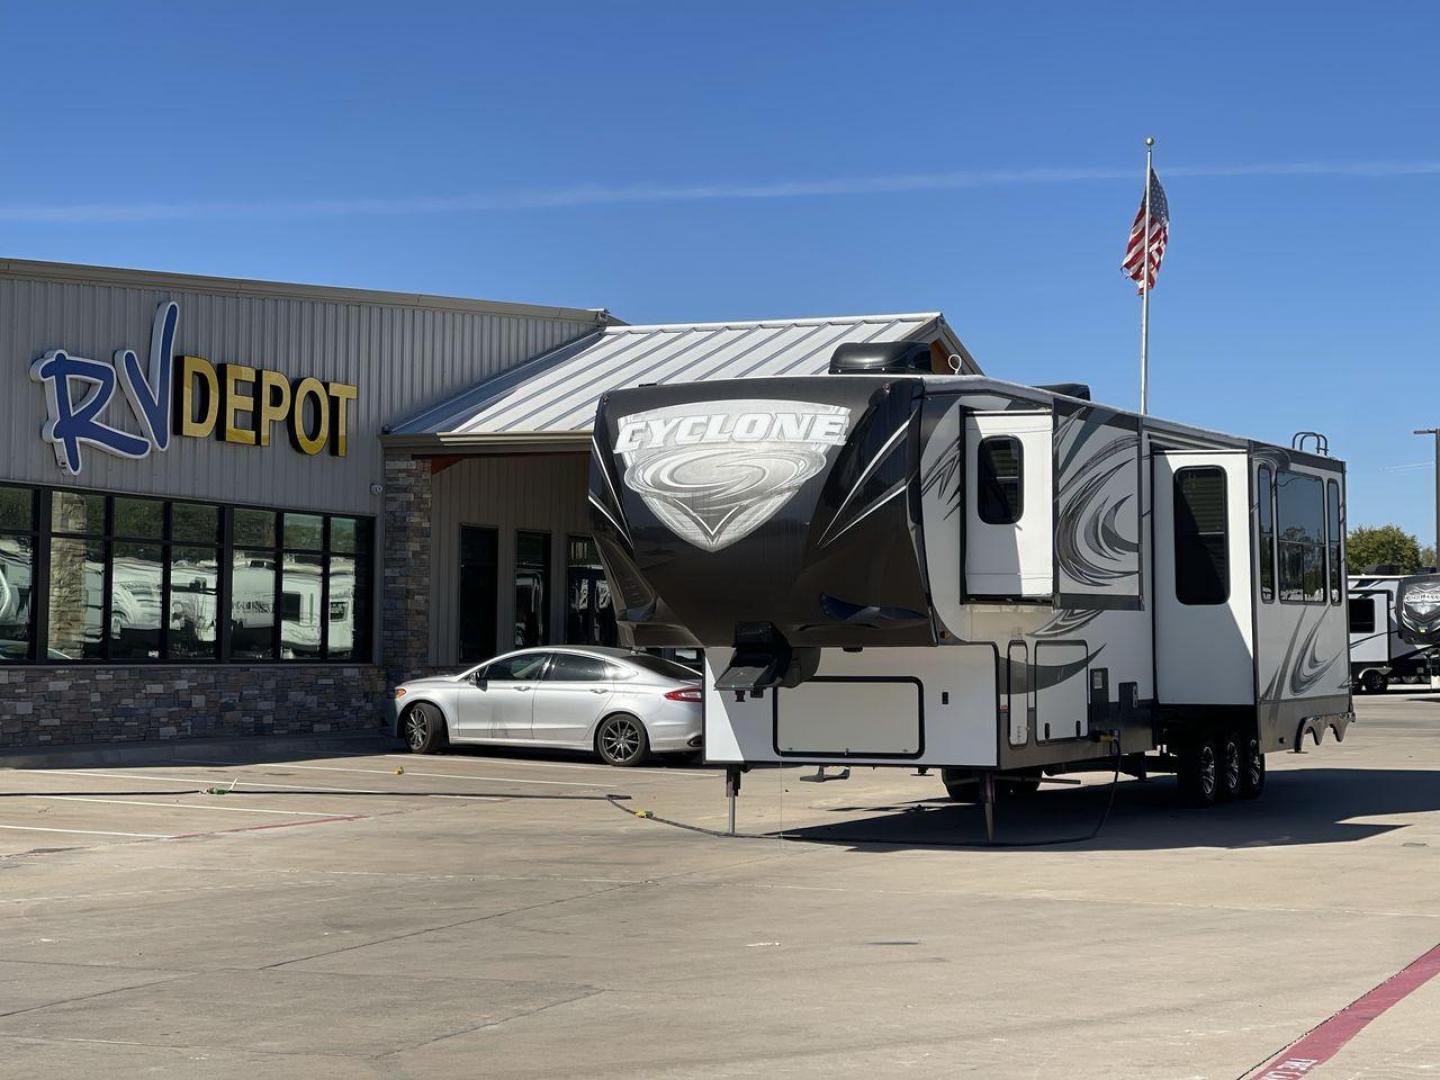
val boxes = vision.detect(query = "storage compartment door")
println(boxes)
[774,678,922,758]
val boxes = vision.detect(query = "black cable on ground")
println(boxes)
[606,740,1124,849]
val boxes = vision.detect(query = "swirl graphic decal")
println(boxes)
[1054,433,1141,588]
[615,400,850,552]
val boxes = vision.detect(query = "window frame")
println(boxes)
[1173,465,1230,606]
[15,485,372,666]
[976,435,1024,526]
[1256,465,1275,604]
[1348,595,1376,635]
[1327,478,1344,605]
[0,484,40,662]
[1276,471,1327,606]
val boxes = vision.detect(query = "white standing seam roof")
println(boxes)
[388,312,975,443]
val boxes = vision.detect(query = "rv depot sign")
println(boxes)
[30,301,358,475]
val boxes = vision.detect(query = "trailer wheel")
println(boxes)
[1240,736,1266,799]
[1360,669,1388,695]
[1176,737,1219,808]
[1217,733,1243,802]
[998,770,1042,798]
[940,768,978,801]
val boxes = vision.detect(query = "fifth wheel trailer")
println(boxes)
[587,340,1354,809]
[1347,573,1436,692]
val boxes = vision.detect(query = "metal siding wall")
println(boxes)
[1,273,596,514]
[428,454,592,666]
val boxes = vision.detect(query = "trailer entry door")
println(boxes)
[964,413,1053,600]
[1153,451,1254,706]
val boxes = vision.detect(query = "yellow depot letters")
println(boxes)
[175,355,358,457]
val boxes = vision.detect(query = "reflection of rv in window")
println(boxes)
[1348,572,1435,692]
[0,539,35,660]
[514,569,546,647]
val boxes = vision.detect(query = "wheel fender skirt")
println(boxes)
[1294,711,1355,752]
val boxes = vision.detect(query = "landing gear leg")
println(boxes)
[725,766,741,836]
[981,771,996,845]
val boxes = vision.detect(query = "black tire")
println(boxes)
[1176,736,1219,808]
[940,767,978,801]
[595,714,649,767]
[1240,735,1266,800]
[403,702,447,754]
[998,770,1043,798]
[1360,669,1388,695]
[1217,732,1243,802]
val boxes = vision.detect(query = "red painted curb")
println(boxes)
[1247,942,1440,1078]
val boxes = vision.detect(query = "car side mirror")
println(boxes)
[471,674,488,689]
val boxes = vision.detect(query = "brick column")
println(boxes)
[382,452,432,688]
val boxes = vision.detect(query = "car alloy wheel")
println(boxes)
[406,705,432,751]
[597,715,647,766]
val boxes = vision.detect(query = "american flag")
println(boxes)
[1121,170,1169,291]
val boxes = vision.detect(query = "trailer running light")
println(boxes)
[665,687,703,703]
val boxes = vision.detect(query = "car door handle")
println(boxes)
[588,688,607,694]
[513,686,532,692]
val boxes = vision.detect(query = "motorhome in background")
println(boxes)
[1347,569,1437,692]
[588,340,1353,809]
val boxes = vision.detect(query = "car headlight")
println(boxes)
[394,688,407,700]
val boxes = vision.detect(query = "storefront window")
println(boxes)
[170,544,220,659]
[231,548,277,660]
[48,538,105,660]
[326,517,371,660]
[566,535,616,647]
[515,531,550,647]
[0,486,37,661]
[111,541,164,659]
[11,488,372,665]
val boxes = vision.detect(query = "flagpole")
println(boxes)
[1139,136,1154,415]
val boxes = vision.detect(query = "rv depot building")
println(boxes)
[0,258,972,748]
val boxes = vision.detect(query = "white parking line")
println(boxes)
[32,769,390,795]
[170,759,616,789]
[33,796,357,816]
[0,824,173,839]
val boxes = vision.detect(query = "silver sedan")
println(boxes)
[389,647,704,766]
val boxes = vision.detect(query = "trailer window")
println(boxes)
[977,436,1023,525]
[1327,479,1343,604]
[1277,472,1326,603]
[1348,596,1375,634]
[1174,467,1229,605]
[1257,465,1275,603]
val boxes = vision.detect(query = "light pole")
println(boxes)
[1416,428,1440,568]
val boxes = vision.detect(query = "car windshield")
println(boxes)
[625,654,700,681]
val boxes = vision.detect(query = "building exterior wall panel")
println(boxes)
[1,265,600,516]
[428,454,591,667]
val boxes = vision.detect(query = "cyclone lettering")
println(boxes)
[615,400,851,552]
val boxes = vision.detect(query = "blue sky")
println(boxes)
[2,2,1437,540]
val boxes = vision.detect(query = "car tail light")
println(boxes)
[664,686,703,703]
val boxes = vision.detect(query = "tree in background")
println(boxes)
[1347,525,1422,573]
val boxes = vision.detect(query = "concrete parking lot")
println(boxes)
[2,694,1439,1079]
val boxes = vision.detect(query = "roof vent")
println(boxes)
[829,339,940,375]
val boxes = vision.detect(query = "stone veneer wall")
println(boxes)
[382,451,434,688]
[0,665,387,748]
